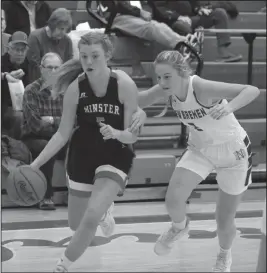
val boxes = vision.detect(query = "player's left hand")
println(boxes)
[208,103,232,120]
[99,122,118,140]
[129,109,147,133]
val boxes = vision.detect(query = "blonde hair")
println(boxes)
[153,50,193,117]
[52,31,114,99]
[154,50,193,78]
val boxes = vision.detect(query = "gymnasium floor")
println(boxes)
[1,199,265,272]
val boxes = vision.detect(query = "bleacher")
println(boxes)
[1,0,266,207]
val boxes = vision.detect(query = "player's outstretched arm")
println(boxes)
[137,84,166,109]
[31,80,79,169]
[193,75,261,113]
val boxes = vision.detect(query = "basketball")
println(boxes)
[6,165,47,206]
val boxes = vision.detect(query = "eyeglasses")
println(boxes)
[10,46,27,53]
[42,65,60,71]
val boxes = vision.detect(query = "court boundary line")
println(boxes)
[2,210,263,231]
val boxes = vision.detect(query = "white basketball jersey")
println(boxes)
[171,75,246,148]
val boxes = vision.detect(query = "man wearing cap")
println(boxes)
[1,31,30,138]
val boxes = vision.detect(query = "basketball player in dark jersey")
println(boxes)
[30,31,146,272]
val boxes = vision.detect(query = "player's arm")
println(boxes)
[99,70,139,144]
[31,80,79,169]
[193,75,260,112]
[117,71,139,143]
[137,84,167,109]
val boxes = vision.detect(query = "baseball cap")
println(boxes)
[9,31,28,46]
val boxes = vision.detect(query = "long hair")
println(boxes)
[52,31,114,99]
[153,50,193,118]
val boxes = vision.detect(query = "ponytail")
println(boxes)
[154,96,171,118]
[52,59,83,99]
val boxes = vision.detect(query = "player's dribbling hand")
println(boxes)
[208,103,232,120]
[99,122,119,140]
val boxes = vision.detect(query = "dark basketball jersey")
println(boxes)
[67,70,135,185]
[76,70,124,134]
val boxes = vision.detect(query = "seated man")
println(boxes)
[152,0,242,62]
[1,31,30,139]
[21,52,66,210]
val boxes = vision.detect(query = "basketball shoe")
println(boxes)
[53,264,68,272]
[99,202,115,237]
[154,218,190,256]
[212,249,232,272]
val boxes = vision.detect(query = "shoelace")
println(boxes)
[54,265,67,272]
[100,219,109,228]
[100,212,111,226]
[213,254,230,272]
[43,199,53,205]
[161,227,181,245]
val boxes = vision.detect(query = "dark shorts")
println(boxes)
[66,128,135,197]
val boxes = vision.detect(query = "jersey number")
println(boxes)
[188,123,203,131]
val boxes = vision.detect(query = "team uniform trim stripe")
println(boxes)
[243,135,252,186]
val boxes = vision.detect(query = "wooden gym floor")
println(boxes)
[1,198,266,272]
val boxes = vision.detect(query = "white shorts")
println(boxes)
[261,199,266,235]
[177,135,252,195]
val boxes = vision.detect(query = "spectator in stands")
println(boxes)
[101,1,188,52]
[1,8,10,56]
[2,1,51,36]
[27,8,73,82]
[1,31,30,139]
[150,1,242,62]
[21,52,65,210]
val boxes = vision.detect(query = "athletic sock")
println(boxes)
[219,247,231,257]
[172,218,187,230]
[56,253,73,269]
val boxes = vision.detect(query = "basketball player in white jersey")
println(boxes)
[256,198,266,272]
[130,50,260,272]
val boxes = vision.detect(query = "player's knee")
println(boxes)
[165,181,191,206]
